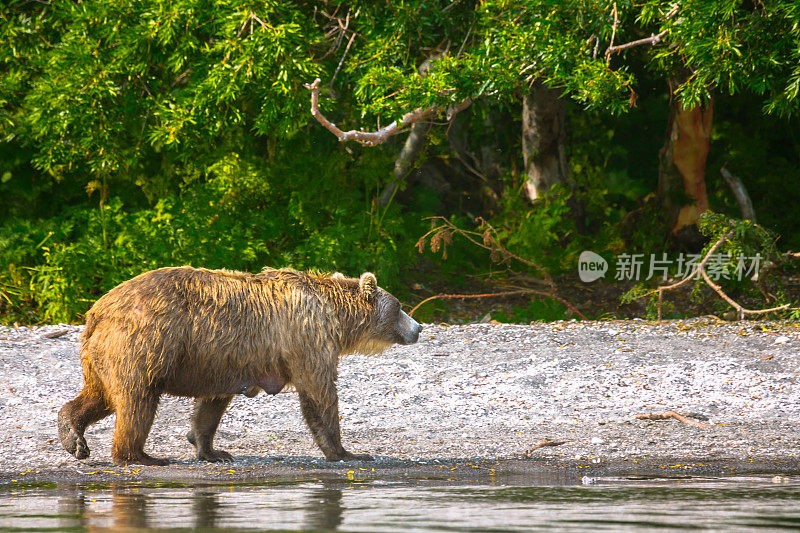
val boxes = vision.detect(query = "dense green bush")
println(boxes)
[0,139,423,323]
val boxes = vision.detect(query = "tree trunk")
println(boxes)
[658,84,713,248]
[521,81,569,201]
[379,121,430,206]
[446,108,501,213]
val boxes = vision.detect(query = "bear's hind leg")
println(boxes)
[111,392,167,466]
[186,395,234,462]
[297,383,374,462]
[58,383,112,460]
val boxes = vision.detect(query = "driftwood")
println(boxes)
[41,329,70,339]
[526,439,568,454]
[634,411,708,428]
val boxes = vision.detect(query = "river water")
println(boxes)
[1,476,799,531]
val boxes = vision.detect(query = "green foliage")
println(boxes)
[697,211,776,266]
[1,0,323,197]
[341,0,800,121]
[495,182,576,271]
[619,212,794,322]
[0,138,419,323]
[1,0,800,324]
[620,282,678,320]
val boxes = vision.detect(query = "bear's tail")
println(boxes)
[80,312,98,347]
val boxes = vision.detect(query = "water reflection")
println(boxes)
[110,488,149,529]
[192,489,222,529]
[304,484,344,531]
[56,487,87,530]
[2,476,800,531]
[42,481,346,531]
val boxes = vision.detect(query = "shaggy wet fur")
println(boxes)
[57,266,421,466]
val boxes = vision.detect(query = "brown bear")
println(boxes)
[57,266,422,466]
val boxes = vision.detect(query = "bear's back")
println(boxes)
[81,267,352,345]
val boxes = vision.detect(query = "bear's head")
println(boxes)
[353,272,422,354]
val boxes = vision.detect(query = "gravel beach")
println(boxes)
[2,319,799,483]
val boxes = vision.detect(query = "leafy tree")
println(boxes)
[309,0,800,239]
[1,0,799,323]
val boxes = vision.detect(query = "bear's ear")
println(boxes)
[331,272,345,280]
[359,272,378,298]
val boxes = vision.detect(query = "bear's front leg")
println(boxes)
[296,381,374,462]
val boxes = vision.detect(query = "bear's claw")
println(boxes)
[73,434,90,460]
[196,449,234,462]
[188,430,233,462]
[327,451,375,462]
[58,409,90,460]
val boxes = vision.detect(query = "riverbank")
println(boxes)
[2,319,799,484]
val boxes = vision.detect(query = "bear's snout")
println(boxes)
[398,310,423,345]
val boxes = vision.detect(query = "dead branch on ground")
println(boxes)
[634,411,708,428]
[629,230,791,320]
[41,329,70,339]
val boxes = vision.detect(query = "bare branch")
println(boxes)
[409,289,586,320]
[419,216,554,287]
[606,2,618,64]
[251,13,268,30]
[379,121,431,206]
[304,78,471,146]
[700,266,789,320]
[329,31,357,87]
[606,3,680,59]
[413,216,587,319]
[315,7,358,61]
[410,290,537,316]
[586,35,600,59]
[606,31,668,57]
